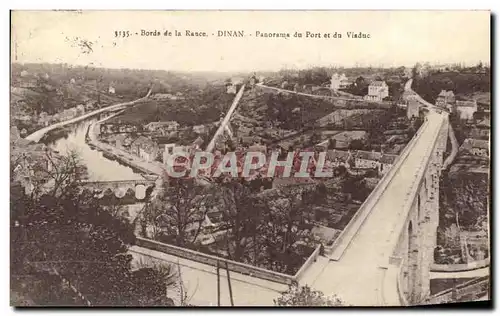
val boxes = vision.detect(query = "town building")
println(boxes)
[459,138,489,158]
[468,118,490,140]
[329,131,368,149]
[249,74,258,86]
[293,83,301,92]
[330,73,348,92]
[162,143,189,164]
[145,121,180,135]
[60,108,78,121]
[76,104,86,115]
[100,122,141,135]
[11,143,60,194]
[280,81,289,90]
[397,90,415,108]
[151,93,182,100]
[193,124,207,135]
[364,81,389,102]
[354,150,383,169]
[379,154,398,175]
[109,85,116,94]
[192,136,205,150]
[130,136,160,162]
[326,149,352,168]
[226,78,244,94]
[407,99,420,120]
[456,100,478,121]
[38,112,50,127]
[354,150,397,176]
[113,134,130,150]
[435,90,455,107]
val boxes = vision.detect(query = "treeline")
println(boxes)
[412,71,490,104]
[10,153,177,306]
[11,63,215,100]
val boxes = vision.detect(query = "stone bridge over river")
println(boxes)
[80,179,157,202]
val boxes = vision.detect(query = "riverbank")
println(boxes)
[25,89,152,143]
[86,117,166,176]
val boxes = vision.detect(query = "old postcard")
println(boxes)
[10,10,491,307]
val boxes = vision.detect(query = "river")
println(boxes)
[44,117,145,181]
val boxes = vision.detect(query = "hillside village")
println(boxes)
[10,62,490,306]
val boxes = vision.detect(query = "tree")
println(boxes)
[274,283,344,306]
[328,138,337,150]
[217,179,264,263]
[11,152,176,306]
[348,139,365,150]
[256,186,316,274]
[144,177,217,247]
[309,131,322,147]
[412,62,422,79]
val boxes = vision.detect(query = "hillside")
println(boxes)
[108,86,234,126]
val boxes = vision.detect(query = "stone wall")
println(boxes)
[430,258,490,272]
[136,237,321,285]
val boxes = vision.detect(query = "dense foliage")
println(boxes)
[412,69,490,104]
[142,177,322,275]
[10,154,175,306]
[274,283,344,306]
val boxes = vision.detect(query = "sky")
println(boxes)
[11,10,491,72]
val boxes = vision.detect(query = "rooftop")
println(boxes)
[460,138,489,150]
[355,150,382,161]
[456,100,477,107]
[438,90,455,97]
[369,81,387,87]
[332,131,368,142]
[145,121,180,129]
[131,135,157,148]
[326,149,351,161]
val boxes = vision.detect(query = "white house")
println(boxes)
[407,100,420,120]
[435,90,455,107]
[456,100,478,121]
[76,104,86,115]
[38,112,50,127]
[193,124,207,135]
[109,85,116,94]
[330,73,347,91]
[364,81,389,102]
[354,150,397,176]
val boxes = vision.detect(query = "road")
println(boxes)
[25,89,152,143]
[129,245,287,306]
[442,124,459,170]
[405,78,441,111]
[298,110,446,306]
[205,84,246,152]
[406,78,458,171]
[255,83,371,104]
[429,267,489,280]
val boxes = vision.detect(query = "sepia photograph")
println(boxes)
[9,10,491,307]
